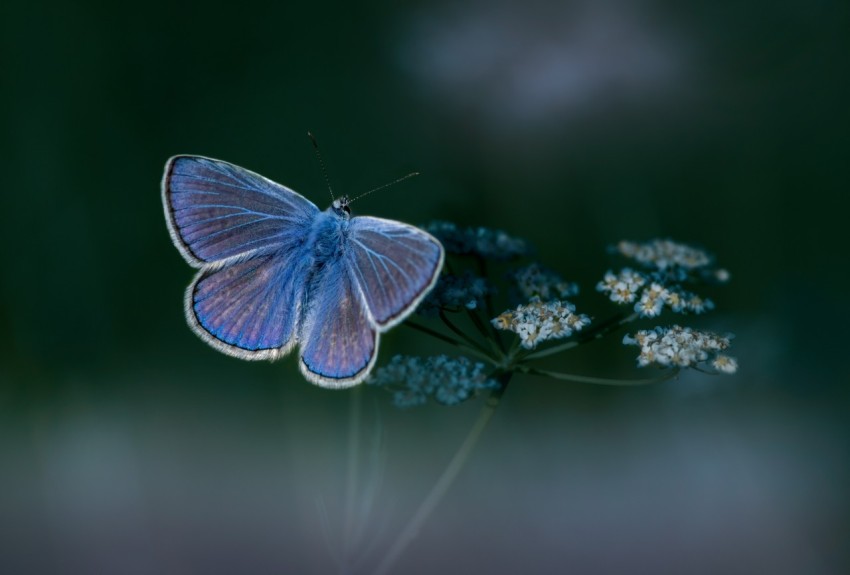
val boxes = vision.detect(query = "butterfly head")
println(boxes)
[331,196,352,218]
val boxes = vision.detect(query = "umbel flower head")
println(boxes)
[623,325,737,374]
[616,239,713,271]
[613,238,730,284]
[597,239,725,318]
[509,262,579,303]
[492,297,591,350]
[418,270,493,316]
[425,221,531,261]
[367,355,500,407]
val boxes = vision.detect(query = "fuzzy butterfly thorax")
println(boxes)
[308,207,349,263]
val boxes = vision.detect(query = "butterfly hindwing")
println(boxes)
[346,216,444,327]
[188,251,309,359]
[163,155,319,266]
[298,258,378,388]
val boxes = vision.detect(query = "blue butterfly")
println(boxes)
[161,155,445,388]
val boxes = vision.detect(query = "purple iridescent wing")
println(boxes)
[162,156,318,358]
[298,260,377,388]
[186,250,309,359]
[346,216,444,327]
[162,155,318,266]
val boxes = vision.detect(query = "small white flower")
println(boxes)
[664,289,686,313]
[686,294,714,314]
[712,355,738,374]
[714,269,731,282]
[620,268,646,290]
[644,282,668,299]
[610,281,636,304]
[635,293,664,317]
[596,270,620,293]
[598,268,647,305]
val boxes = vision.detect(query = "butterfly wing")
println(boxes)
[298,258,377,388]
[162,155,319,266]
[298,216,443,387]
[187,251,309,359]
[346,216,444,327]
[162,156,318,358]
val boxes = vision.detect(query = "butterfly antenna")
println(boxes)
[308,131,335,202]
[349,172,420,204]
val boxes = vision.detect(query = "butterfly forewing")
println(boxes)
[347,216,444,327]
[164,156,318,266]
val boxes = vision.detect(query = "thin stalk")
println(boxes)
[464,305,492,341]
[522,311,639,361]
[373,374,511,575]
[439,310,491,356]
[403,321,493,363]
[342,386,363,565]
[503,337,522,366]
[579,310,639,342]
[473,257,506,352]
[523,366,680,386]
[463,308,504,359]
[522,339,580,361]
[404,320,463,347]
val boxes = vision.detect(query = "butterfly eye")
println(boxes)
[333,197,351,216]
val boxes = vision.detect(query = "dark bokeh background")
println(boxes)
[2,0,848,573]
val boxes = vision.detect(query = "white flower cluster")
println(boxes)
[596,268,714,317]
[616,239,713,271]
[492,297,590,349]
[623,325,737,373]
[511,263,579,301]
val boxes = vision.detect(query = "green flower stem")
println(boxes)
[578,310,640,343]
[473,257,506,351]
[463,304,491,340]
[403,321,493,364]
[523,366,680,386]
[464,307,505,359]
[521,339,580,361]
[522,311,639,361]
[343,386,363,560]
[438,311,493,358]
[373,374,511,575]
[404,320,463,346]
[503,337,523,367]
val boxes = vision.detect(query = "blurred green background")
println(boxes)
[2,0,848,573]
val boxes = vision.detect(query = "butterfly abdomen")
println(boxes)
[298,209,352,323]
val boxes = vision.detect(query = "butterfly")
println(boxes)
[161,155,444,388]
